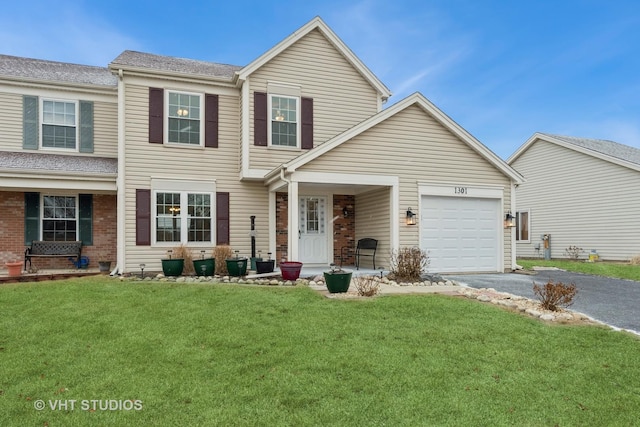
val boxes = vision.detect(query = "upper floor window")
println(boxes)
[167,91,202,145]
[41,99,77,149]
[516,210,530,242]
[270,95,298,147]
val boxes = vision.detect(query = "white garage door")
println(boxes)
[420,196,500,273]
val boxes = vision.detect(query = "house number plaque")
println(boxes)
[454,187,468,195]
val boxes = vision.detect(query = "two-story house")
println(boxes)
[1,17,523,275]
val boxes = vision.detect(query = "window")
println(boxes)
[167,91,202,145]
[270,95,298,147]
[516,210,529,242]
[155,191,212,244]
[42,99,77,149]
[42,196,77,241]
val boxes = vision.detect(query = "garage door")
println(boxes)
[420,196,500,273]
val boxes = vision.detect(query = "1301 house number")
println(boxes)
[454,187,467,194]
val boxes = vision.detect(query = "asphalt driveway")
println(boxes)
[444,269,640,334]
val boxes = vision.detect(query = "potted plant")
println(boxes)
[250,250,263,271]
[5,261,22,277]
[161,249,184,277]
[226,250,248,277]
[192,250,215,277]
[279,260,303,280]
[255,252,275,274]
[324,264,353,293]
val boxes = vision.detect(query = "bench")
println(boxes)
[25,241,83,271]
[340,238,378,270]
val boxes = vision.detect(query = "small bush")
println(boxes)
[533,280,577,311]
[213,245,233,275]
[352,275,380,297]
[390,247,429,282]
[172,244,194,275]
[564,245,584,260]
[630,255,640,265]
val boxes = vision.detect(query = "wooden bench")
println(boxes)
[24,241,83,271]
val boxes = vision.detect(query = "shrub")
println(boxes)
[352,275,380,297]
[630,255,640,265]
[564,245,584,260]
[172,244,194,275]
[390,247,429,282]
[533,280,577,311]
[213,245,233,276]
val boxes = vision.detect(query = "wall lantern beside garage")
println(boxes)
[406,207,417,225]
[504,211,516,228]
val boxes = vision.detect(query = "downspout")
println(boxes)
[114,68,126,275]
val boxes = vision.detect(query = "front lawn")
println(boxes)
[1,277,639,426]
[518,259,640,281]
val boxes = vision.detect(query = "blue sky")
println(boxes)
[2,0,639,159]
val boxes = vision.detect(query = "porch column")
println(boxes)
[268,191,276,258]
[288,180,299,261]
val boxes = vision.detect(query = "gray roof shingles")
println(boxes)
[0,152,117,175]
[109,50,243,80]
[0,54,117,87]
[542,133,640,167]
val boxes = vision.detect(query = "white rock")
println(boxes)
[540,314,555,321]
[477,295,491,302]
[525,308,542,317]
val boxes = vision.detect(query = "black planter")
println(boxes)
[255,259,275,274]
[193,258,215,276]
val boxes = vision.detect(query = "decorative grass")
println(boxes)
[1,277,639,426]
[518,259,640,281]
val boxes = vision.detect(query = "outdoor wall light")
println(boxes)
[406,208,417,225]
[504,211,516,228]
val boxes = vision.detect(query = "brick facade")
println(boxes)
[0,192,117,270]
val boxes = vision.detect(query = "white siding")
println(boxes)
[298,104,514,271]
[512,140,640,260]
[248,29,380,170]
[122,82,271,272]
[0,92,22,150]
[355,188,391,268]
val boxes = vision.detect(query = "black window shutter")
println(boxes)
[149,88,164,144]
[301,97,313,149]
[23,96,39,150]
[205,94,219,148]
[24,192,40,245]
[136,189,151,245]
[216,192,230,245]
[78,194,93,245]
[79,101,94,153]
[254,92,267,146]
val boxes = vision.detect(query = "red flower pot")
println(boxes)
[279,261,303,280]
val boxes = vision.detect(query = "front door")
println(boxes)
[298,196,328,264]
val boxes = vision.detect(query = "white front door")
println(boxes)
[298,196,328,264]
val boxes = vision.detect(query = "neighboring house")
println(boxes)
[1,17,524,274]
[508,133,640,261]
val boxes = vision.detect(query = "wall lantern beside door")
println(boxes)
[406,208,417,226]
[504,211,516,228]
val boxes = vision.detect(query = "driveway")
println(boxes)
[444,269,640,334]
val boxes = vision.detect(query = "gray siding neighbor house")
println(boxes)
[508,133,640,261]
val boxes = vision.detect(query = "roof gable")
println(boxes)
[508,133,640,172]
[235,17,391,100]
[271,92,523,183]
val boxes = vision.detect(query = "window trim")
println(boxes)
[40,193,78,241]
[516,209,530,243]
[164,90,205,147]
[268,94,300,149]
[152,190,215,246]
[40,98,79,152]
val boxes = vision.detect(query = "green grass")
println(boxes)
[1,277,639,426]
[518,259,640,281]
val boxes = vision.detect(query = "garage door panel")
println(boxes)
[421,196,500,273]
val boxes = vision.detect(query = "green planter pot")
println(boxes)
[226,258,248,277]
[324,270,353,293]
[162,259,184,277]
[193,258,215,276]
[250,257,262,271]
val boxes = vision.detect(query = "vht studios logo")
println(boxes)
[34,399,143,411]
